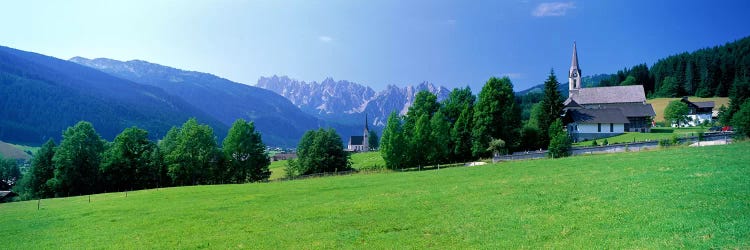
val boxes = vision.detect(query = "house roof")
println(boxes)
[591,103,656,117]
[349,136,364,146]
[566,108,630,124]
[569,85,647,104]
[680,97,714,109]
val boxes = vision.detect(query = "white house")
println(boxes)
[677,97,714,127]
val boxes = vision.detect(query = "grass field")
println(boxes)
[1,142,748,248]
[573,127,708,146]
[648,97,729,122]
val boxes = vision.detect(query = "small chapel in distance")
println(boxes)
[562,42,656,142]
[346,114,370,152]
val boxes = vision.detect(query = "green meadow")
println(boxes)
[1,142,748,248]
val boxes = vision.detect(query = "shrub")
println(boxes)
[591,140,598,147]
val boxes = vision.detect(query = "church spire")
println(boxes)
[569,41,582,90]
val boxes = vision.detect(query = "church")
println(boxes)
[562,42,656,142]
[346,114,370,152]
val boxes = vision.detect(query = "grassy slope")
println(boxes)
[1,142,748,248]
[648,97,729,122]
[0,141,32,160]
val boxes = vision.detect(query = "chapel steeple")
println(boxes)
[362,114,369,150]
[569,41,582,90]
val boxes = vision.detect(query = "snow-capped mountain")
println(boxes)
[256,75,450,127]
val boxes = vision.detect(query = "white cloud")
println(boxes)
[501,73,523,79]
[532,2,576,17]
[318,35,333,43]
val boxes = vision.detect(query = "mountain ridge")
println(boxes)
[256,75,451,127]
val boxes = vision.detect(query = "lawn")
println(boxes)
[1,142,748,248]
[648,97,729,122]
[573,127,708,146]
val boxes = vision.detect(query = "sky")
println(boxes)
[2,0,750,92]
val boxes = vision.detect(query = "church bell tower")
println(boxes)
[569,42,582,90]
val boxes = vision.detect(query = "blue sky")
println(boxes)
[2,0,749,92]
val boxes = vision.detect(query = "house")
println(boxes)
[346,114,370,152]
[563,42,656,141]
[679,97,714,126]
[271,153,297,161]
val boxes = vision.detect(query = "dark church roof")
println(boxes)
[566,108,630,124]
[349,136,364,146]
[569,85,647,104]
[592,103,656,117]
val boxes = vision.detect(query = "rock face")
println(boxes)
[256,75,450,127]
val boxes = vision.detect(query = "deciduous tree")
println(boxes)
[223,119,270,183]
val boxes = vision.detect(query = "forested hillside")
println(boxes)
[71,57,331,146]
[0,46,225,145]
[597,36,750,98]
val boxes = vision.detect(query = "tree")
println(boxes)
[223,119,270,183]
[409,114,432,166]
[100,127,157,191]
[731,99,750,137]
[664,100,690,127]
[429,111,451,165]
[163,118,220,186]
[50,121,105,196]
[450,105,474,162]
[367,130,379,151]
[519,125,541,151]
[23,139,56,198]
[726,77,750,123]
[403,91,439,137]
[291,128,351,176]
[537,70,564,147]
[657,76,682,97]
[0,157,20,188]
[380,112,406,170]
[472,77,521,158]
[440,86,475,124]
[547,119,571,158]
[486,138,506,157]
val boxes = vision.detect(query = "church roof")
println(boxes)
[563,98,581,108]
[592,103,656,117]
[569,85,647,104]
[566,108,630,124]
[348,136,364,146]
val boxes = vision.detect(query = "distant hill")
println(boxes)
[256,75,451,127]
[0,46,225,145]
[70,57,343,146]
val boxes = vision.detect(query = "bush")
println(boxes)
[591,140,598,147]
[603,138,609,146]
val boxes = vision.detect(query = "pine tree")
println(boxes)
[410,114,432,166]
[537,69,564,147]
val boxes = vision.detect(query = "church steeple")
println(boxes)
[569,41,582,90]
[363,114,369,151]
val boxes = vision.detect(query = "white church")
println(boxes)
[562,42,656,142]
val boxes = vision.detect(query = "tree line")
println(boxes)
[379,74,571,169]
[12,118,270,200]
[596,36,750,98]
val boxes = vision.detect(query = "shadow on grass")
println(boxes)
[651,128,674,133]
